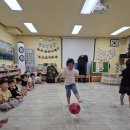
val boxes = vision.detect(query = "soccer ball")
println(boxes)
[69,103,81,114]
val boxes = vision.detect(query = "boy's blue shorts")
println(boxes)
[65,84,78,98]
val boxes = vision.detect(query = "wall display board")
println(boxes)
[0,40,14,62]
[36,37,61,69]
[96,48,116,61]
[37,42,59,60]
[25,49,35,64]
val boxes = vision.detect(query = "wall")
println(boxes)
[95,38,128,73]
[0,24,16,66]
[17,36,128,73]
[16,36,61,69]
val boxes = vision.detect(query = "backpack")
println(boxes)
[46,66,58,83]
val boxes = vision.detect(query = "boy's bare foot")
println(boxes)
[78,100,83,103]
[67,104,70,107]
[0,123,3,128]
[9,103,14,108]
[0,118,8,124]
[19,99,23,102]
[121,102,124,105]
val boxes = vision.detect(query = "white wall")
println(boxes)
[62,38,95,72]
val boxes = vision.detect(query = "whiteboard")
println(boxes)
[62,38,95,73]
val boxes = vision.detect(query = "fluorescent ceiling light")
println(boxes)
[72,25,83,34]
[81,0,99,14]
[111,27,130,35]
[24,23,38,33]
[4,0,22,11]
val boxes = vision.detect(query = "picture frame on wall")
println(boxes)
[110,39,119,47]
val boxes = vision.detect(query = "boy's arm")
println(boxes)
[55,70,65,83]
[0,94,4,104]
[0,97,4,104]
[75,70,79,77]
[8,91,12,102]
[55,74,62,83]
[0,96,7,104]
[119,70,125,78]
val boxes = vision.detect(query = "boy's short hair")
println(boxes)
[0,80,2,85]
[21,74,28,79]
[1,79,8,85]
[30,73,35,77]
[8,79,15,84]
[24,71,28,74]
[16,78,22,82]
[66,58,75,66]
[8,78,16,82]
[37,73,42,77]
[126,59,130,68]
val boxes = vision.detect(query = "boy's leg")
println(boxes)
[0,123,3,128]
[128,96,130,107]
[16,96,24,102]
[0,103,11,110]
[71,84,82,103]
[22,87,28,92]
[22,89,27,96]
[10,98,19,108]
[65,85,71,105]
[120,94,125,105]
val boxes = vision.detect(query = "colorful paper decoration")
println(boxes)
[96,48,116,61]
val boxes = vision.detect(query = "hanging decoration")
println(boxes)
[96,48,116,61]
[37,40,60,60]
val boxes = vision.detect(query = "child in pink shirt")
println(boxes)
[56,58,82,106]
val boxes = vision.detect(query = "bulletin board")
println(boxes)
[0,40,14,61]
[91,61,109,73]
[36,37,61,69]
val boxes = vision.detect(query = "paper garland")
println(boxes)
[37,42,60,54]
[37,55,58,59]
[96,48,116,61]
[36,40,60,61]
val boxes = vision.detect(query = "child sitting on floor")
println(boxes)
[8,79,24,102]
[28,73,35,88]
[35,73,44,84]
[0,80,19,111]
[21,74,32,91]
[8,78,24,96]
[16,78,28,96]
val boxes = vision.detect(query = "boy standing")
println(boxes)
[55,59,82,106]
[119,59,130,106]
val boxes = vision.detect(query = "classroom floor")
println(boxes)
[0,83,130,130]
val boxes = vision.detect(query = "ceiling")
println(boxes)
[0,0,130,38]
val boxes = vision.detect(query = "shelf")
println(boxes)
[0,69,21,79]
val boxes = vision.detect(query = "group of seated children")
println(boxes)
[0,72,44,111]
